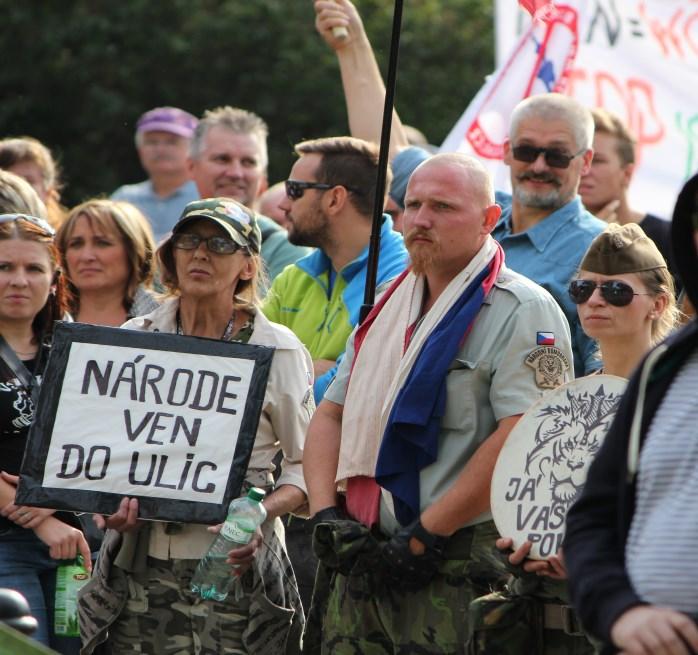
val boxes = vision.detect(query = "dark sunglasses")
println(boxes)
[284,179,361,200]
[512,145,585,169]
[568,279,648,307]
[172,232,244,255]
[0,213,55,236]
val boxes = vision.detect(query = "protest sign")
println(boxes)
[491,375,626,559]
[443,0,698,219]
[16,322,274,524]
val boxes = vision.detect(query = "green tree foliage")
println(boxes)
[0,0,493,205]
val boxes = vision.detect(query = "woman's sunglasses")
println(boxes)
[172,232,243,255]
[568,279,648,307]
[0,213,55,236]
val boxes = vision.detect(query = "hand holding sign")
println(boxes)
[93,497,141,533]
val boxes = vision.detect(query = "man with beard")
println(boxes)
[493,94,606,375]
[188,105,309,282]
[263,136,407,402]
[112,106,199,242]
[301,153,573,653]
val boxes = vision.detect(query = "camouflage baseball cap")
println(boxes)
[580,222,667,275]
[173,198,262,254]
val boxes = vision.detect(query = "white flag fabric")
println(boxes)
[442,1,698,219]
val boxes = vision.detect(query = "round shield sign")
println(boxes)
[491,374,627,559]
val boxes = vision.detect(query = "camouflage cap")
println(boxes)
[580,222,667,275]
[173,198,262,254]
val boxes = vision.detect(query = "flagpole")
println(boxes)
[360,0,404,324]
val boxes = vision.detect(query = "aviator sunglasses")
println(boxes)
[568,279,649,307]
[285,179,361,200]
[172,232,244,255]
[512,145,585,169]
[0,213,55,236]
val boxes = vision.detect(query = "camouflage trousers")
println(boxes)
[103,557,252,655]
[468,575,599,655]
[313,520,507,655]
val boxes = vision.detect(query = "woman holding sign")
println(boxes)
[56,199,158,327]
[0,212,92,653]
[482,223,678,654]
[79,198,313,654]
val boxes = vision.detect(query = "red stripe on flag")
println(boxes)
[518,0,556,18]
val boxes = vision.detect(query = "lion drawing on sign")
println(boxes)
[524,385,621,508]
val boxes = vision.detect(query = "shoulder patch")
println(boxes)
[525,346,570,389]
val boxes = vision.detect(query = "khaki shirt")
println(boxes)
[122,299,314,559]
[326,267,573,535]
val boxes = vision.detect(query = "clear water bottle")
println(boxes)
[190,487,267,601]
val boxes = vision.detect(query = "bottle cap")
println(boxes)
[247,487,266,502]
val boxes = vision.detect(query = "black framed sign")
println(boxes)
[16,322,274,524]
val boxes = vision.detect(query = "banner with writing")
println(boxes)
[16,323,274,524]
[443,0,698,219]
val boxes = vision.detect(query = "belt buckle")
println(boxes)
[561,605,583,636]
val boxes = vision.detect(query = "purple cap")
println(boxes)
[136,106,198,139]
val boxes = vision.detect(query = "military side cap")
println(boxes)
[173,198,262,254]
[580,222,667,275]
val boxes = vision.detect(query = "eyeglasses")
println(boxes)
[512,145,585,169]
[172,232,244,255]
[0,213,55,236]
[284,179,361,200]
[568,279,649,307]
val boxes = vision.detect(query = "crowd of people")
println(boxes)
[0,1,696,654]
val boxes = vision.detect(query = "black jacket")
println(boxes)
[563,173,698,653]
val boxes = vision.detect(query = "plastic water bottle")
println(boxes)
[191,487,267,601]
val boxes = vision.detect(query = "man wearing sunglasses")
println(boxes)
[493,93,606,376]
[263,136,407,404]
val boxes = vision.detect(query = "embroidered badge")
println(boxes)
[536,331,555,346]
[525,346,570,389]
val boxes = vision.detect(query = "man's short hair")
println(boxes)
[294,136,391,218]
[509,93,594,151]
[590,108,636,166]
[190,106,269,170]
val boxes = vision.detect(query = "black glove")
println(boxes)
[305,505,347,537]
[381,519,446,593]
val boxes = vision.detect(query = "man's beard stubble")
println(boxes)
[513,172,567,211]
[405,229,438,275]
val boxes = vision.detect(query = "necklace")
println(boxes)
[176,309,237,341]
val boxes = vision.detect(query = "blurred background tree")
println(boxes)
[0,0,493,205]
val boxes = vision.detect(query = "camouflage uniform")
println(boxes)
[303,520,507,655]
[79,518,303,655]
[468,572,599,654]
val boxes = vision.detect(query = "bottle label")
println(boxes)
[55,560,90,636]
[221,520,255,543]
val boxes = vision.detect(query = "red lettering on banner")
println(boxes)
[637,2,698,59]
[567,67,665,165]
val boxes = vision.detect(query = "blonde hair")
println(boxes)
[635,267,680,344]
[57,199,156,314]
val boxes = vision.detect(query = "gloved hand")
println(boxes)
[381,519,446,593]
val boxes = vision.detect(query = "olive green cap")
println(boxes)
[173,198,262,254]
[580,223,667,275]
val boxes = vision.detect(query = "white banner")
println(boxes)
[443,0,698,219]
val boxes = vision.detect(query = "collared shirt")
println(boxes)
[112,179,199,243]
[326,265,574,535]
[492,193,606,376]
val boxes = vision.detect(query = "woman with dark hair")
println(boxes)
[0,213,91,653]
[79,198,313,654]
[56,199,158,326]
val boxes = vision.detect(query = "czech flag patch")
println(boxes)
[536,332,555,346]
